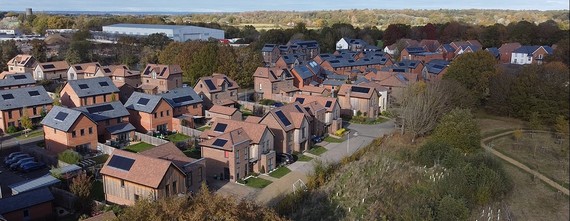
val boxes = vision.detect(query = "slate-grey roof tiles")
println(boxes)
[0,86,52,111]
[66,77,119,98]
[41,106,85,132]
[0,73,35,88]
[74,101,130,122]
[124,92,165,113]
[158,87,203,108]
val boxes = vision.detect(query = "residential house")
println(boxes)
[0,73,35,90]
[400,47,444,64]
[486,47,501,62]
[292,94,342,135]
[6,54,37,74]
[158,86,203,119]
[201,118,276,174]
[454,45,481,58]
[0,188,54,221]
[100,149,187,205]
[419,39,441,52]
[498,43,522,63]
[318,52,392,75]
[124,92,173,133]
[337,84,379,117]
[511,45,553,65]
[41,106,97,154]
[261,44,280,66]
[67,62,102,80]
[421,59,449,82]
[139,142,206,194]
[200,128,251,182]
[383,39,419,56]
[300,85,331,97]
[0,71,18,79]
[437,44,456,61]
[60,77,120,108]
[205,105,242,121]
[33,61,70,81]
[109,65,142,88]
[194,73,239,109]
[258,102,311,153]
[253,67,298,101]
[287,40,321,60]
[293,97,326,137]
[290,61,325,89]
[374,72,418,104]
[139,64,183,94]
[0,86,52,134]
[336,38,379,52]
[274,54,301,69]
[75,101,135,145]
[358,81,389,112]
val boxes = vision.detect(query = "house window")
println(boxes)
[54,128,56,134]
[198,167,203,182]
[154,113,157,118]
[19,109,22,116]
[236,150,240,164]
[92,97,96,104]
[230,91,234,96]
[224,151,229,158]
[80,129,85,136]
[166,110,170,116]
[106,119,110,125]
[134,194,140,201]
[193,104,197,108]
[165,184,170,196]
[8,111,12,119]
[72,130,77,138]
[104,95,107,102]
[172,181,177,194]
[33,107,37,115]
[215,94,218,99]
[117,117,122,123]
[89,127,93,134]
[538,54,543,59]
[121,180,125,188]
[23,209,29,218]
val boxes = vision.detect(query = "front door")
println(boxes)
[223,167,230,180]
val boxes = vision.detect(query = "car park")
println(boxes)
[10,157,35,170]
[19,162,46,173]
[5,154,31,166]
[4,152,26,162]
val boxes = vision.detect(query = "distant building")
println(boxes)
[0,73,35,90]
[0,188,54,221]
[511,45,553,65]
[0,86,52,134]
[7,55,37,74]
[102,23,225,42]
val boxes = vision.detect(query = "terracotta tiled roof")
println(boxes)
[202,118,272,144]
[208,105,238,116]
[214,98,236,106]
[292,94,338,113]
[81,211,117,221]
[37,61,70,72]
[337,84,376,99]
[358,81,388,93]
[142,64,182,79]
[301,85,327,94]
[7,54,36,68]
[140,142,196,168]
[100,149,179,188]
[244,116,262,123]
[200,128,251,151]
[196,73,239,93]
[262,102,310,131]
[70,62,101,74]
[499,43,522,55]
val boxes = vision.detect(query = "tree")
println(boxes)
[555,115,569,135]
[1,40,19,71]
[528,112,542,130]
[20,108,33,135]
[382,24,410,46]
[70,172,94,215]
[431,109,481,153]
[143,33,172,50]
[546,38,569,66]
[513,129,523,142]
[444,50,498,104]
[507,21,537,45]
[58,150,81,164]
[30,39,47,62]
[436,196,469,221]
[53,94,62,106]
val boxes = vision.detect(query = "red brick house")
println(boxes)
[200,128,251,182]
[253,67,298,101]
[194,73,239,109]
[337,84,379,118]
[258,102,311,153]
[124,92,174,134]
[158,86,203,117]
[139,64,183,94]
[41,106,98,154]
[0,86,53,134]
[0,188,54,221]
[60,77,120,108]
[0,73,35,90]
[292,94,342,135]
[75,101,136,145]
[498,43,522,64]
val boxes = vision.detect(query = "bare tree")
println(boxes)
[400,80,467,142]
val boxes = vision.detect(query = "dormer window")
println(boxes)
[152,72,157,79]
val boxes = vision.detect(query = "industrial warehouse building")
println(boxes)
[102,23,225,42]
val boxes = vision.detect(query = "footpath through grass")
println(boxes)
[125,142,154,153]
[269,166,291,178]
[308,146,327,156]
[244,177,272,188]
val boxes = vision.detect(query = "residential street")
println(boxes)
[253,120,396,205]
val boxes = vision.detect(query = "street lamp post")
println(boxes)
[347,131,359,154]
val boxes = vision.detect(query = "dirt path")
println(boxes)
[482,130,569,196]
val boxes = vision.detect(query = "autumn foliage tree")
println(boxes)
[444,51,498,104]
[70,172,94,215]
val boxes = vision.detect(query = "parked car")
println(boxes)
[277,153,295,165]
[311,135,323,143]
[10,157,35,170]
[19,161,46,173]
[4,152,26,162]
[4,154,30,166]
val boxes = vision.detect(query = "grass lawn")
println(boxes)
[308,146,327,156]
[16,130,44,140]
[197,126,211,132]
[167,133,191,143]
[350,117,389,125]
[183,148,201,159]
[269,166,291,178]
[91,154,109,164]
[91,180,105,201]
[294,152,313,162]
[324,136,344,143]
[125,142,154,153]
[244,177,272,188]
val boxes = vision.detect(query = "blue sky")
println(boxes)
[2,0,568,12]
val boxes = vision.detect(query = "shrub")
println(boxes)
[431,109,481,153]
[356,110,362,116]
[58,150,82,164]
[436,195,469,221]
[6,125,19,134]
[259,99,276,105]
[415,141,464,168]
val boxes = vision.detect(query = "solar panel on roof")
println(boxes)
[204,79,216,90]
[409,62,417,66]
[325,101,332,108]
[351,86,370,93]
[55,112,68,121]
[75,66,83,70]
[137,98,150,105]
[103,68,111,73]
[159,67,167,76]
[295,98,305,104]
[78,84,89,89]
[12,75,27,80]
[2,94,14,100]
[433,64,445,69]
[42,64,55,69]
[295,105,303,113]
[86,104,114,113]
[275,110,291,126]
[223,77,233,87]
[28,91,40,96]
[214,123,227,133]
[107,155,135,171]
[212,139,228,147]
[172,96,194,103]
[98,81,109,87]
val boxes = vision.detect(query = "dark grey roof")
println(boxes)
[0,187,54,214]
[322,79,345,86]
[261,44,277,52]
[513,45,553,55]
[0,73,35,88]
[158,87,202,108]
[66,77,119,98]
[75,101,129,122]
[396,60,421,69]
[293,65,314,79]
[306,61,323,75]
[405,47,426,54]
[106,123,136,135]
[124,92,166,113]
[486,47,500,58]
[354,76,370,84]
[41,106,86,132]
[0,86,53,111]
[424,59,450,75]
[441,44,455,52]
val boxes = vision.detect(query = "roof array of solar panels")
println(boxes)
[55,112,68,121]
[107,155,135,171]
[212,139,228,147]
[172,96,193,104]
[204,79,216,90]
[351,86,370,93]
[86,104,114,113]
[275,110,291,126]
[137,98,150,105]
[214,123,227,133]
[325,101,332,108]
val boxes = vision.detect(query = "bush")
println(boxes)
[415,141,464,168]
[356,110,362,116]
[259,99,277,105]
[436,195,469,221]
[6,125,19,134]
[58,150,82,164]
